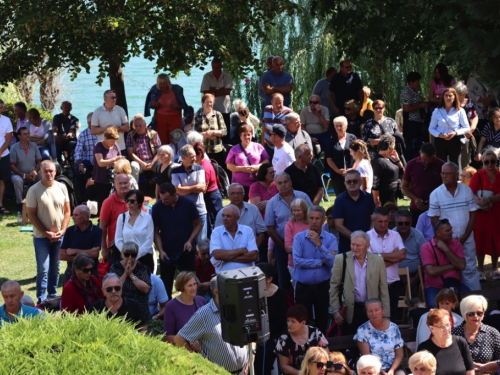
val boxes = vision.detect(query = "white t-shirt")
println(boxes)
[272,143,295,173]
[0,115,13,157]
[200,71,234,113]
[357,159,373,193]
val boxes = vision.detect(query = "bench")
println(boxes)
[328,328,417,352]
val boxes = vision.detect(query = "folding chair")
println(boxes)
[397,267,412,328]
[321,173,335,202]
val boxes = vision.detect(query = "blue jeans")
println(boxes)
[39,146,52,161]
[425,284,469,308]
[33,237,61,303]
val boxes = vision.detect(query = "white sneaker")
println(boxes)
[478,271,487,281]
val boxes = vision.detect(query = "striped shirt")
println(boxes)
[177,299,248,373]
[428,183,478,238]
[480,121,500,145]
[261,105,294,145]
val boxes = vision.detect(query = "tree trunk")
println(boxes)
[108,58,128,116]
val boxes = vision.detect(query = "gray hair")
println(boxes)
[345,169,361,179]
[186,131,203,145]
[75,204,91,218]
[294,144,310,158]
[20,295,35,307]
[443,162,459,173]
[103,89,115,98]
[309,94,320,102]
[274,171,291,183]
[233,99,246,111]
[132,113,146,123]
[272,56,283,64]
[395,209,412,221]
[197,239,210,251]
[157,145,175,160]
[228,183,245,194]
[223,204,241,218]
[357,355,382,373]
[122,241,139,255]
[453,81,468,95]
[459,295,488,320]
[210,276,218,292]
[102,273,121,285]
[365,298,383,310]
[333,116,348,127]
[285,112,300,123]
[379,133,395,150]
[351,230,370,246]
[170,129,185,144]
[41,160,56,170]
[307,205,325,217]
[179,144,194,156]
[482,148,498,160]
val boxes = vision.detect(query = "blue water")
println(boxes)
[44,57,210,130]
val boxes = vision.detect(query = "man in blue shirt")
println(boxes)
[152,182,201,300]
[0,281,41,327]
[261,56,294,107]
[293,206,337,332]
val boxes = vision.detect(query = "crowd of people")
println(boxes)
[0,56,500,375]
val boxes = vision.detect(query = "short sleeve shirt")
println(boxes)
[199,71,234,113]
[400,86,425,122]
[9,142,42,174]
[0,115,13,157]
[171,164,207,215]
[91,105,128,150]
[420,238,464,288]
[261,70,294,106]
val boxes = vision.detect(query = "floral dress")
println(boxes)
[354,320,404,371]
[274,325,328,370]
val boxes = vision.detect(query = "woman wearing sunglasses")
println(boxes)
[114,189,155,273]
[298,347,329,375]
[327,352,353,375]
[110,241,152,322]
[452,295,500,373]
[469,149,500,280]
[61,253,103,315]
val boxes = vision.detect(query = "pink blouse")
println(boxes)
[284,220,309,267]
[249,181,279,219]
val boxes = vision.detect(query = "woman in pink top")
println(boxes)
[226,123,269,201]
[249,163,278,220]
[429,63,456,107]
[284,199,310,287]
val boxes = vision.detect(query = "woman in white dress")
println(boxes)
[349,139,373,193]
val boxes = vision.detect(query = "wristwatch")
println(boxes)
[131,276,138,281]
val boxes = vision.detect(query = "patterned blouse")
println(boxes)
[274,325,328,371]
[354,320,404,371]
[362,117,400,153]
[193,108,227,154]
[452,322,500,368]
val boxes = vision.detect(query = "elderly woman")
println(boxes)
[355,299,405,375]
[415,289,463,348]
[470,149,500,280]
[285,199,310,283]
[460,166,477,187]
[357,355,383,375]
[226,122,269,199]
[144,73,191,145]
[363,100,403,159]
[349,139,372,193]
[155,145,179,200]
[298,347,330,375]
[452,295,500,373]
[169,128,185,162]
[371,134,404,206]
[110,241,152,322]
[453,81,478,168]
[61,253,103,315]
[476,107,500,161]
[26,108,56,160]
[275,304,329,374]
[163,271,206,346]
[408,351,437,375]
[417,308,474,375]
[109,158,138,195]
[92,126,124,211]
[326,116,356,196]
[429,87,470,165]
[114,190,155,273]
[327,352,353,375]
[345,99,364,138]
[194,93,227,167]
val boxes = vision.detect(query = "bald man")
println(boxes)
[52,101,79,164]
[60,205,102,282]
[0,281,41,327]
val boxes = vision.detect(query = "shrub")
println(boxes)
[0,312,230,374]
[2,102,54,130]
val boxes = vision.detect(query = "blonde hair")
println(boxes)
[345,99,360,113]
[460,295,488,320]
[233,99,246,111]
[409,351,437,374]
[349,139,371,162]
[299,347,329,375]
[113,159,132,175]
[103,126,119,140]
[290,199,309,224]
[156,73,172,91]
[175,271,197,292]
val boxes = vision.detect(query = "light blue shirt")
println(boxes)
[148,274,169,316]
[393,227,426,274]
[428,107,470,137]
[265,190,313,239]
[0,303,41,327]
[210,224,258,273]
[261,70,294,106]
[292,229,337,285]
[214,202,266,236]
[416,210,434,241]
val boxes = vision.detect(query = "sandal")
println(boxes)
[0,206,9,214]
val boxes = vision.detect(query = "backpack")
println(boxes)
[211,159,230,199]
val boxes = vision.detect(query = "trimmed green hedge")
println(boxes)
[2,102,53,130]
[0,312,229,374]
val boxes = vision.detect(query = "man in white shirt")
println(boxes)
[299,94,330,153]
[366,206,406,321]
[268,124,295,173]
[0,99,13,215]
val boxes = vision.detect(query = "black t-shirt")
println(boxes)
[371,154,400,205]
[267,287,288,339]
[326,133,356,180]
[284,163,322,203]
[417,336,474,375]
[328,72,363,110]
[91,297,147,328]
[156,162,178,187]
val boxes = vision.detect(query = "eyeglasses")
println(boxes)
[345,179,360,185]
[374,107,384,110]
[466,311,484,317]
[125,199,137,204]
[329,363,347,372]
[105,286,122,293]
[108,96,117,100]
[310,361,334,370]
[433,324,451,330]
[123,253,138,258]
[309,101,320,104]
[397,221,411,226]
[483,159,497,166]
[79,267,93,273]
[460,174,472,179]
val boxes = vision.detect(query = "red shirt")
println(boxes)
[60,275,103,315]
[195,256,216,283]
[421,238,464,288]
[201,158,218,192]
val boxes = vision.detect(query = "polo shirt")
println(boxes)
[421,238,464,289]
[261,70,294,106]
[200,71,234,113]
[285,163,322,203]
[61,222,102,272]
[214,202,266,236]
[299,105,330,134]
[366,229,405,283]
[265,190,313,239]
[148,274,169,316]
[91,104,128,150]
[416,211,434,241]
[0,304,41,327]
[9,141,42,174]
[151,195,200,257]
[403,156,445,211]
[428,184,478,238]
[332,190,376,253]
[171,164,207,215]
[195,257,216,283]
[90,297,146,328]
[292,229,337,285]
[285,129,313,151]
[100,192,128,246]
[393,227,426,275]
[328,72,363,110]
[210,224,258,273]
[178,299,248,373]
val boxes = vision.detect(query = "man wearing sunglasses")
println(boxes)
[299,94,331,154]
[328,60,363,117]
[393,209,426,277]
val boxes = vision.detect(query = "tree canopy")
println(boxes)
[0,0,294,112]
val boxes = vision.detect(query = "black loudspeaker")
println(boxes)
[217,267,270,347]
